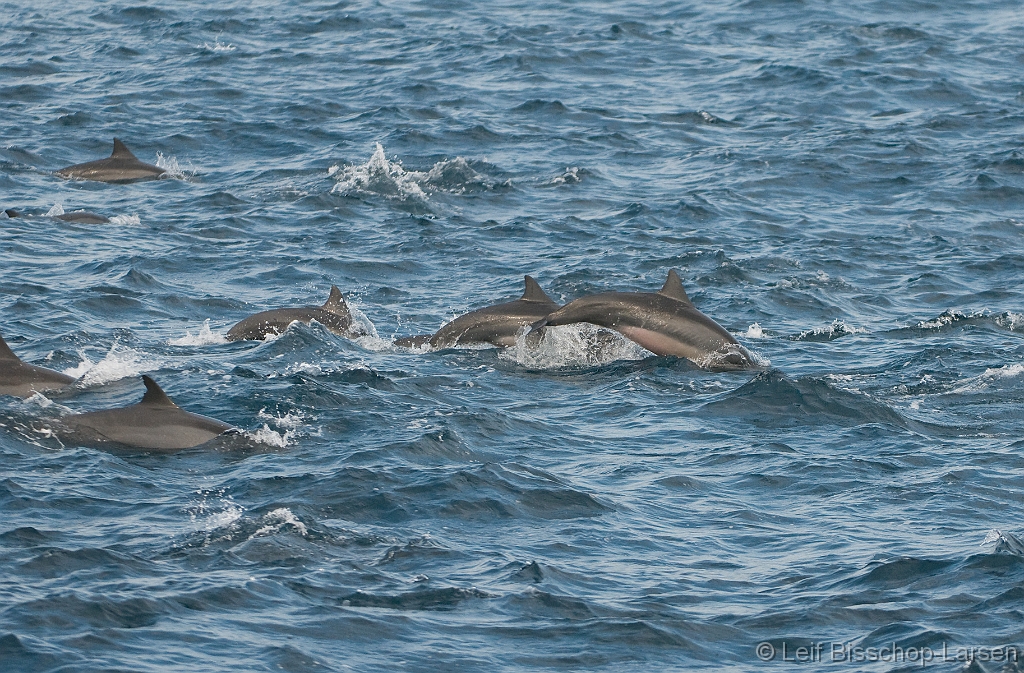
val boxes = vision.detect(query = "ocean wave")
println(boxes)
[790,319,867,342]
[945,363,1024,394]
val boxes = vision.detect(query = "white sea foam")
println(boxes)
[200,38,236,52]
[247,408,307,447]
[189,490,244,534]
[155,153,192,179]
[331,142,427,199]
[108,214,141,225]
[745,323,765,338]
[794,319,867,341]
[330,142,490,200]
[63,342,159,385]
[169,319,228,346]
[546,166,582,186]
[257,408,306,430]
[500,324,649,369]
[947,363,1024,394]
[251,508,308,538]
[915,309,986,330]
[45,203,64,217]
[995,312,1024,331]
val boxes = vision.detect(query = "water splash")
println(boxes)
[246,408,308,447]
[745,323,765,338]
[169,319,228,346]
[792,319,867,342]
[155,153,192,179]
[63,342,160,385]
[501,324,649,369]
[45,203,64,217]
[188,489,244,535]
[329,142,494,200]
[251,508,308,539]
[108,214,141,225]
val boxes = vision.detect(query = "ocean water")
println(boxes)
[2,0,1024,671]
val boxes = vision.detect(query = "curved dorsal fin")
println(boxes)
[111,138,137,160]
[521,275,554,303]
[0,333,20,361]
[140,375,178,407]
[322,285,351,317]
[657,269,693,305]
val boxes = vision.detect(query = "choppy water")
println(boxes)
[3,1,1024,671]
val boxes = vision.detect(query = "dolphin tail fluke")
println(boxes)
[111,138,138,159]
[657,269,693,306]
[521,275,554,303]
[322,285,352,317]
[141,376,179,408]
[0,333,21,361]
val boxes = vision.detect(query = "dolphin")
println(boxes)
[226,285,365,341]
[394,276,560,349]
[529,270,755,369]
[56,138,166,183]
[4,208,110,224]
[59,375,231,451]
[0,333,77,398]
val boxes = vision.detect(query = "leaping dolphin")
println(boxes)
[4,208,110,224]
[226,285,365,341]
[56,138,166,183]
[530,270,755,370]
[394,276,560,349]
[59,375,232,451]
[0,333,77,398]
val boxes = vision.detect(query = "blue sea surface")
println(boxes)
[3,1,1024,671]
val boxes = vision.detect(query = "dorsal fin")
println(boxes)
[111,138,137,160]
[521,275,554,303]
[322,285,351,317]
[657,269,693,305]
[140,375,178,408]
[0,333,21,361]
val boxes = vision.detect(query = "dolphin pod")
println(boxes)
[226,286,365,341]
[57,138,166,183]
[2,132,761,451]
[394,276,559,349]
[529,270,754,370]
[57,376,232,451]
[0,333,77,398]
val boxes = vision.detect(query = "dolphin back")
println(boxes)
[60,376,231,451]
[57,138,166,183]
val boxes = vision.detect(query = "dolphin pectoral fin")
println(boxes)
[111,138,138,159]
[140,376,179,408]
[521,275,555,303]
[528,317,549,332]
[657,269,693,306]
